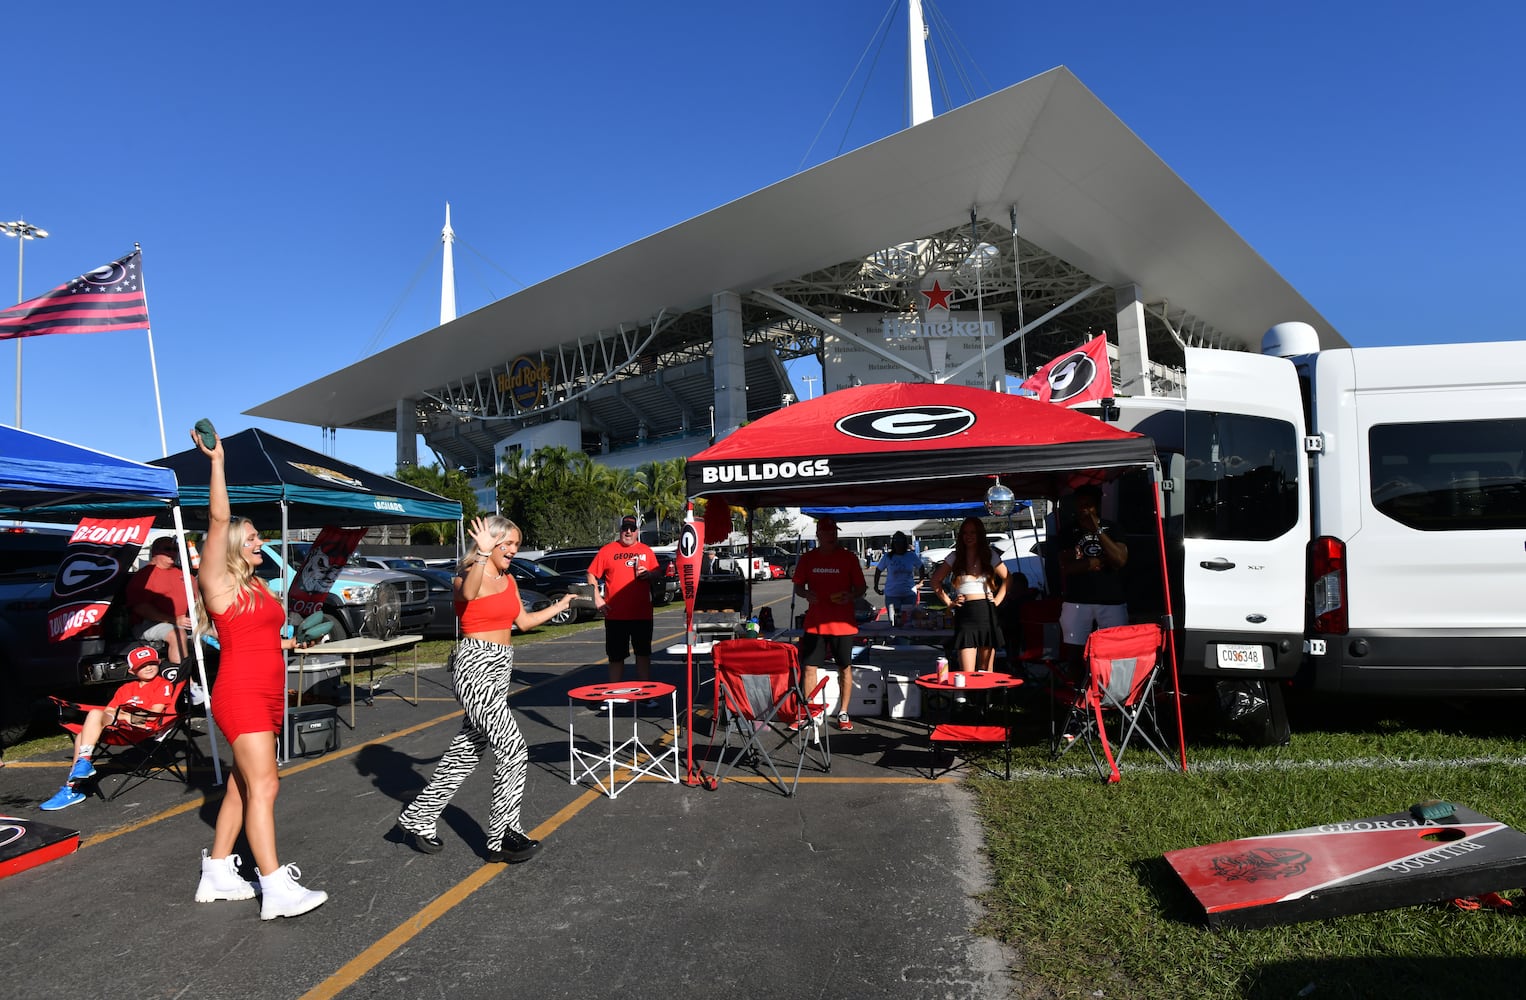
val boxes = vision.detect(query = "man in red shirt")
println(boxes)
[587,515,658,682]
[792,515,867,731]
[40,646,177,811]
[126,536,193,665]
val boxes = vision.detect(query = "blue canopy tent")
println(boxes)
[0,426,223,781]
[799,501,1027,522]
[0,425,178,514]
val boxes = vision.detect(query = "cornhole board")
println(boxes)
[0,814,80,879]
[1164,804,1526,929]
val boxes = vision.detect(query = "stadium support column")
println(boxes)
[396,399,419,469]
[1114,284,1153,397]
[711,290,747,441]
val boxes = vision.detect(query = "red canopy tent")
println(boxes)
[683,382,1187,775]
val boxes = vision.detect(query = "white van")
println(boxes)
[1292,338,1526,695]
[1076,332,1526,706]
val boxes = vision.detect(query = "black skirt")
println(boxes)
[949,599,1004,652]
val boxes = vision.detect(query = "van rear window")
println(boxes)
[1369,419,1526,530]
[1184,411,1301,541]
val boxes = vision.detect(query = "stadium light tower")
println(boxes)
[1,219,49,428]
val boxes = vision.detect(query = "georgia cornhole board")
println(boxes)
[1164,804,1526,929]
[0,814,80,879]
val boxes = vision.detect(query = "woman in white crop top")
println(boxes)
[929,517,1010,672]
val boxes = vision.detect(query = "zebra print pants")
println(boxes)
[397,637,528,851]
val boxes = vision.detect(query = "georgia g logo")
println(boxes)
[1046,351,1099,403]
[679,523,700,559]
[835,406,975,442]
[53,552,122,599]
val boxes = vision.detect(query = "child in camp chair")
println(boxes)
[40,646,175,811]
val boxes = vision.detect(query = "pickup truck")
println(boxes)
[253,542,433,640]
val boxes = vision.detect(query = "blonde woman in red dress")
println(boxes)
[192,429,327,920]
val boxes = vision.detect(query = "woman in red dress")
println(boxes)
[192,429,328,920]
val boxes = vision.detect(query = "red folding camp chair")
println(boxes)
[50,663,205,800]
[708,639,831,796]
[1054,623,1172,783]
[1013,598,1068,744]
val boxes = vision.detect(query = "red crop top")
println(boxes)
[455,580,523,634]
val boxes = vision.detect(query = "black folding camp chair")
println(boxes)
[708,639,830,796]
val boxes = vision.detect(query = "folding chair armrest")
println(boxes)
[804,676,831,702]
[50,695,109,717]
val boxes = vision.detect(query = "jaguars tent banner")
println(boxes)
[48,516,156,642]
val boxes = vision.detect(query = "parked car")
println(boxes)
[352,554,427,571]
[257,542,433,640]
[508,557,595,626]
[391,566,552,638]
[539,546,677,605]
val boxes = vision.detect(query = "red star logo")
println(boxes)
[921,280,952,312]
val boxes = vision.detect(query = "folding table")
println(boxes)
[567,681,681,798]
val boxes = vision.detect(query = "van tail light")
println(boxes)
[1309,535,1348,635]
[663,561,676,579]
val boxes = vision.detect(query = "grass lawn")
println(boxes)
[971,687,1526,999]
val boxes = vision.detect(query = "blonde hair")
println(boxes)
[457,516,520,573]
[195,515,273,632]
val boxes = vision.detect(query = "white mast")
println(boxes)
[440,202,457,325]
[907,0,934,126]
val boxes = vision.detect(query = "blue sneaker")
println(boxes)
[68,757,96,782]
[40,785,85,811]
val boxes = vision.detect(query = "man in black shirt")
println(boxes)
[1058,485,1129,666]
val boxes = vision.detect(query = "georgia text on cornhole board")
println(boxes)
[1164,805,1526,929]
[0,815,80,879]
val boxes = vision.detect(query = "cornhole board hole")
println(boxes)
[0,815,80,879]
[1164,804,1526,929]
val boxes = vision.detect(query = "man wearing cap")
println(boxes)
[40,646,175,810]
[793,515,867,731]
[587,516,658,683]
[126,536,194,666]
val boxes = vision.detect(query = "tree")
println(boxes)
[394,462,478,545]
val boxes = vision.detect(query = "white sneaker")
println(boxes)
[257,862,328,920]
[196,849,257,902]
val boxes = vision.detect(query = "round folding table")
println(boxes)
[913,671,1022,779]
[567,681,680,798]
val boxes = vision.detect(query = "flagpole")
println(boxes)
[134,243,168,456]
[1,219,49,428]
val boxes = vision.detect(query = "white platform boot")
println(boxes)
[195,850,257,902]
[257,862,328,920]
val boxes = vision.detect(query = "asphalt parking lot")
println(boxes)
[0,582,1019,1000]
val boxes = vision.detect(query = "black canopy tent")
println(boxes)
[685,382,1186,773]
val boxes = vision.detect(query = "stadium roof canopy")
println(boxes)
[249,67,1342,472]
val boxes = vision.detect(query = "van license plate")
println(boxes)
[1217,644,1265,670]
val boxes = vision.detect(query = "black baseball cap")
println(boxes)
[620,515,638,531]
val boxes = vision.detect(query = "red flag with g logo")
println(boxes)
[1020,336,1113,406]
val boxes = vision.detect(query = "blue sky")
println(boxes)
[3,1,1522,476]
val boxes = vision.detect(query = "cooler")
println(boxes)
[281,704,340,758]
[883,672,923,719]
[817,663,882,718]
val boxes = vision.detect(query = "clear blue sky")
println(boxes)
[4,1,1522,476]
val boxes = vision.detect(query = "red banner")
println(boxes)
[287,527,367,619]
[1020,336,1113,407]
[47,516,156,642]
[677,506,705,626]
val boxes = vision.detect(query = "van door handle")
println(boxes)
[1199,558,1236,571]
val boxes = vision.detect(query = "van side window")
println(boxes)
[1184,411,1300,541]
[1369,419,1526,530]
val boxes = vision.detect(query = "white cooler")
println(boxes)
[883,672,923,719]
[815,663,882,718]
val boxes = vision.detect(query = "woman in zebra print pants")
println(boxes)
[397,515,575,863]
